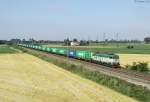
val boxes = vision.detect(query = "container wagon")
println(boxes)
[75,50,92,61]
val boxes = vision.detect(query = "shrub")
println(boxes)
[127,45,134,49]
[126,62,149,72]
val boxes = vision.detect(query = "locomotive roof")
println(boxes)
[94,51,115,55]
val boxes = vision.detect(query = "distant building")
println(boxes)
[70,41,80,46]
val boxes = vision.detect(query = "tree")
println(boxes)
[64,38,70,46]
[0,40,6,44]
[73,38,78,42]
[80,40,89,46]
[127,45,134,49]
[95,40,99,43]
[144,37,150,44]
[125,62,149,72]
[10,38,21,43]
[29,38,36,44]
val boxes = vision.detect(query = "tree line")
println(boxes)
[1,36,150,45]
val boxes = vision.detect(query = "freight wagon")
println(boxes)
[57,48,67,55]
[51,48,58,53]
[46,47,51,52]
[75,50,92,61]
[42,47,47,51]
[68,50,76,57]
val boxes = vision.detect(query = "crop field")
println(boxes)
[0,53,139,102]
[119,54,150,69]
[43,43,150,54]
[0,45,18,54]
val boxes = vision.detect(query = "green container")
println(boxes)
[38,46,42,50]
[46,47,51,52]
[51,48,58,53]
[76,50,92,60]
[33,45,36,49]
[57,48,67,55]
[31,45,34,48]
[35,46,39,49]
[42,47,46,51]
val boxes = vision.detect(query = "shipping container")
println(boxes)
[42,47,46,51]
[51,48,58,53]
[38,46,42,50]
[57,48,67,55]
[31,45,34,48]
[76,50,92,60]
[46,47,51,52]
[35,46,39,49]
[68,50,76,57]
[33,45,36,49]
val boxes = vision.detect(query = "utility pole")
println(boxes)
[103,33,106,47]
[96,34,99,46]
[116,33,119,48]
[67,37,69,61]
[88,35,90,45]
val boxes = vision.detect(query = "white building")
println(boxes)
[70,41,80,46]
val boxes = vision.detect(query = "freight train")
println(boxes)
[18,44,120,68]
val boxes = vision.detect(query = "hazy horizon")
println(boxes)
[0,0,150,41]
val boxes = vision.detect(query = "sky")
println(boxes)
[0,0,150,41]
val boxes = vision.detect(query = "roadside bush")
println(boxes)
[126,62,149,72]
[127,45,134,49]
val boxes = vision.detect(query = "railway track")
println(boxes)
[25,47,150,89]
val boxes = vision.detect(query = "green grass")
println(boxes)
[0,45,18,54]
[43,43,150,54]
[82,44,150,54]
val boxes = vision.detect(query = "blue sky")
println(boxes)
[0,0,150,40]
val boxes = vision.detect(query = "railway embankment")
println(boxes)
[14,45,150,102]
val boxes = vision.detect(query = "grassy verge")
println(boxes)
[0,45,18,54]
[14,45,150,102]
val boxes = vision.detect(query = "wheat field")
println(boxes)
[119,54,150,69]
[0,53,139,102]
